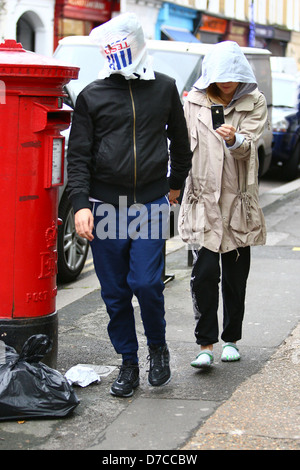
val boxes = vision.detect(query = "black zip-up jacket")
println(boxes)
[67,72,192,212]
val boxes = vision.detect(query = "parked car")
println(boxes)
[54,37,273,281]
[270,57,300,180]
[57,169,89,283]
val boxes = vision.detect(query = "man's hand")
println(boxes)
[75,208,94,241]
[169,189,181,205]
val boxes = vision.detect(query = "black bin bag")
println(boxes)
[0,334,79,421]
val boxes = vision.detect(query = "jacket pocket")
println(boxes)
[95,138,111,168]
[229,192,263,235]
[94,137,129,183]
[178,177,208,245]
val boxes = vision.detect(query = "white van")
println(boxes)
[54,37,273,282]
[55,36,273,174]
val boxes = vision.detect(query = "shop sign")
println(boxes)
[273,28,291,42]
[255,25,274,39]
[225,20,248,47]
[227,21,248,36]
[57,0,113,17]
[199,15,227,35]
[65,0,109,9]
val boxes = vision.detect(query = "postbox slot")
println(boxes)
[47,111,70,126]
[33,102,71,132]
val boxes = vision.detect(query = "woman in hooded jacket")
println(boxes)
[179,41,268,368]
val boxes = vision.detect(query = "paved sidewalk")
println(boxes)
[181,179,300,451]
[0,178,299,451]
[182,321,300,450]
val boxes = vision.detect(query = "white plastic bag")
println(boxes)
[89,12,154,81]
[65,365,100,387]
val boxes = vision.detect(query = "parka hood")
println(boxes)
[193,41,257,95]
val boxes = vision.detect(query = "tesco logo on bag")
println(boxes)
[104,38,130,55]
[104,38,133,71]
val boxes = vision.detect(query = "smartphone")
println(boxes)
[211,105,225,130]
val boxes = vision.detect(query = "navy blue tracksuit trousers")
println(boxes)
[90,196,170,364]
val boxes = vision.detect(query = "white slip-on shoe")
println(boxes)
[221,343,241,362]
[191,350,214,368]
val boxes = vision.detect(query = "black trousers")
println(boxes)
[191,246,251,346]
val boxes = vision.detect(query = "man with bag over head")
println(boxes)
[67,13,192,397]
[179,41,267,368]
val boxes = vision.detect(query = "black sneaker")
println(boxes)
[148,344,171,387]
[110,363,139,397]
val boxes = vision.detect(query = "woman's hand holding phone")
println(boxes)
[216,124,236,146]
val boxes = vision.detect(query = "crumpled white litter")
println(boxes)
[65,365,101,387]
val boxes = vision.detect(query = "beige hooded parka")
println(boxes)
[179,41,268,253]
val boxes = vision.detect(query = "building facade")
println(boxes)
[0,0,55,56]
[0,0,299,68]
[54,0,120,50]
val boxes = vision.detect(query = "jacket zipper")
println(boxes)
[128,82,137,203]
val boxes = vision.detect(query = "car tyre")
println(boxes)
[57,192,89,283]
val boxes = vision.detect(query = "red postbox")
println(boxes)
[0,40,79,366]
